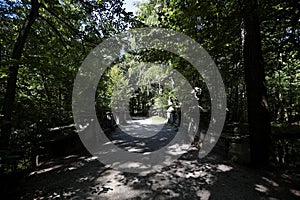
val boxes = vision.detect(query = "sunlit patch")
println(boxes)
[62,191,76,198]
[48,192,61,199]
[209,137,216,143]
[29,164,63,176]
[186,171,208,178]
[127,147,144,153]
[159,137,168,141]
[255,184,269,193]
[262,177,279,187]
[116,161,150,169]
[103,141,114,145]
[92,169,152,198]
[79,123,89,130]
[166,143,189,155]
[64,167,77,171]
[64,155,78,159]
[115,118,166,138]
[290,189,300,197]
[112,140,126,143]
[216,164,233,172]
[84,156,98,162]
[205,177,214,185]
[196,189,211,200]
[77,176,91,183]
[161,189,180,198]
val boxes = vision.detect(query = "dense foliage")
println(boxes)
[0,0,299,173]
[0,0,133,172]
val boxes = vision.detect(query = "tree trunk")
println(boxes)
[241,0,271,167]
[0,0,40,149]
[233,85,239,122]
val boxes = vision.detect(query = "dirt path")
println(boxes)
[8,119,300,199]
[13,150,299,199]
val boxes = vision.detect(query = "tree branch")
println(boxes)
[39,15,69,52]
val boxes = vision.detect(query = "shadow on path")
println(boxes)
[9,119,300,199]
[106,118,177,153]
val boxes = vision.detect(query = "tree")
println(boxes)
[136,0,246,120]
[1,0,40,149]
[0,0,132,169]
[241,0,271,166]
[260,0,300,124]
[136,0,291,166]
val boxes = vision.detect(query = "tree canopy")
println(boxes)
[0,0,299,173]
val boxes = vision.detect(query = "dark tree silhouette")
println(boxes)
[1,0,40,149]
[241,0,272,166]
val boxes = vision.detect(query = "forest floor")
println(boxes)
[4,119,300,199]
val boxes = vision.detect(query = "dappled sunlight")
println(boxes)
[2,0,299,199]
[126,147,146,153]
[90,170,149,199]
[166,143,190,155]
[83,156,98,162]
[117,117,167,138]
[249,169,300,200]
[196,189,211,200]
[29,164,63,176]
[290,189,300,197]
[19,146,300,199]
[17,119,300,199]
[216,164,233,172]
[106,118,177,153]
[113,161,151,169]
[86,157,222,199]
[28,155,97,176]
[262,177,279,187]
[255,184,270,193]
